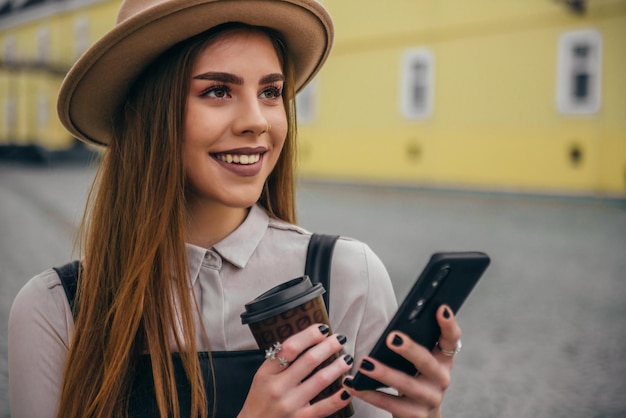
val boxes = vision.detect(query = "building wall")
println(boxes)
[1,0,624,197]
[0,0,118,149]
[298,0,626,197]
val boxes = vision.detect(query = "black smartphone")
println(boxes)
[351,251,490,391]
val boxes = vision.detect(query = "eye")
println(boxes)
[200,85,231,99]
[260,85,283,100]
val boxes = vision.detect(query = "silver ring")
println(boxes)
[437,339,462,357]
[278,357,291,367]
[265,342,282,360]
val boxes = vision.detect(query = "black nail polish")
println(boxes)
[343,354,354,365]
[319,324,330,334]
[443,308,451,319]
[360,359,375,371]
[343,377,353,388]
[341,390,351,401]
[392,334,403,347]
[336,334,347,345]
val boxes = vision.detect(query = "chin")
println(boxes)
[223,191,264,210]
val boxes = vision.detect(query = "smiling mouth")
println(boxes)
[214,153,261,165]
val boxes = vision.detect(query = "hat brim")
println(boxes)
[57,0,333,146]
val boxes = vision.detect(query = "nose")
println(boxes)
[232,94,270,136]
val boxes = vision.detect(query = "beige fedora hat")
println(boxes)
[57,0,334,146]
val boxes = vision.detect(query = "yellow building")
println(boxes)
[1,0,624,197]
[0,0,118,151]
[298,0,626,198]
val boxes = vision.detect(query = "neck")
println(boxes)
[185,200,250,248]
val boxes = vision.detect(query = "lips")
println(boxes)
[210,149,266,177]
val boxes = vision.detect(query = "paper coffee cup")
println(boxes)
[241,276,353,418]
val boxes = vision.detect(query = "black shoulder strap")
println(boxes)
[53,260,81,320]
[55,235,341,320]
[305,233,340,314]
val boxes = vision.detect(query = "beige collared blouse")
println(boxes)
[9,204,397,417]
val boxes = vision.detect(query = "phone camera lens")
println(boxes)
[436,266,450,282]
[408,298,426,322]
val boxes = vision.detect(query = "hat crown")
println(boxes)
[117,0,184,25]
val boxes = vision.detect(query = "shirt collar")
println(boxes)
[214,204,269,268]
[185,242,206,287]
[185,204,270,285]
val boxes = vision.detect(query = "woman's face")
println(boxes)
[183,29,288,210]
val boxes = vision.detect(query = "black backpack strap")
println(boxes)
[305,233,340,314]
[53,235,340,320]
[52,260,81,320]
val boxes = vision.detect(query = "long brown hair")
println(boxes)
[57,24,297,418]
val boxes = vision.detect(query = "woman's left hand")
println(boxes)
[344,304,462,418]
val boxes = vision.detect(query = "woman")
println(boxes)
[8,1,462,417]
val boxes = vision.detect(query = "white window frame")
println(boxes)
[3,34,17,64]
[556,28,603,115]
[74,16,89,59]
[400,48,434,120]
[296,78,317,123]
[37,92,48,127]
[36,25,50,63]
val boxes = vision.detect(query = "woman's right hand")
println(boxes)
[238,324,353,418]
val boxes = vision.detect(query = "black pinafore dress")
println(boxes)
[54,234,338,418]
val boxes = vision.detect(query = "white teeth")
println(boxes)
[217,153,260,165]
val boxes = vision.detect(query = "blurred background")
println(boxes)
[1,0,625,417]
[1,0,625,195]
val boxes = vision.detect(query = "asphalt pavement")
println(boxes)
[1,160,625,417]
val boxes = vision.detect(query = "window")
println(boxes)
[3,35,17,64]
[401,48,434,119]
[37,93,48,127]
[296,78,317,123]
[36,25,50,63]
[556,29,602,115]
[74,17,89,59]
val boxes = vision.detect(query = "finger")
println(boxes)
[288,333,348,383]
[350,355,442,409]
[383,332,450,392]
[303,386,353,418]
[344,377,431,418]
[261,323,331,374]
[433,305,462,365]
[297,353,354,405]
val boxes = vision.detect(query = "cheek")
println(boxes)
[183,98,213,141]
[182,110,216,153]
[272,111,289,148]
[181,133,200,168]
[272,127,288,160]
[181,125,211,174]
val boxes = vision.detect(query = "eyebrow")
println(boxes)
[192,71,284,85]
[260,73,285,84]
